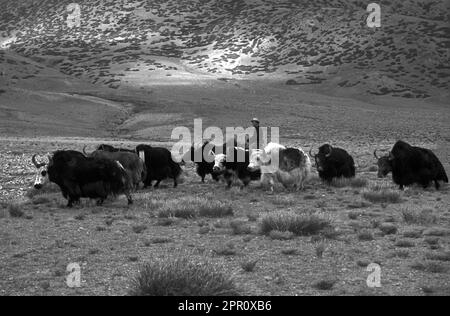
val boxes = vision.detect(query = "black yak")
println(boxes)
[83,146,146,190]
[136,145,182,188]
[32,150,133,207]
[310,144,356,182]
[375,140,448,190]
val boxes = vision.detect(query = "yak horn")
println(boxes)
[32,154,46,168]
[374,150,380,160]
[82,145,89,156]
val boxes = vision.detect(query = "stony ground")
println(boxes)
[0,133,449,296]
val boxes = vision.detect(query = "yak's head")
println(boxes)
[374,150,394,178]
[32,154,52,189]
[248,149,271,172]
[213,153,226,173]
[310,144,333,172]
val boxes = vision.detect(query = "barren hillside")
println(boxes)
[1,0,449,98]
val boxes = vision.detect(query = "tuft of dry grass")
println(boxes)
[411,261,448,274]
[8,203,24,218]
[214,243,237,256]
[379,223,398,235]
[132,225,147,234]
[281,248,298,256]
[31,196,51,205]
[425,252,450,262]
[423,228,450,237]
[260,211,332,237]
[313,278,337,291]
[129,255,240,296]
[269,230,294,240]
[358,230,375,241]
[229,220,252,235]
[363,185,402,204]
[157,197,233,219]
[402,209,438,225]
[394,240,416,248]
[331,177,368,188]
[241,260,258,272]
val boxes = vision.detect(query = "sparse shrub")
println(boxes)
[281,248,298,255]
[394,250,409,259]
[348,211,361,220]
[379,223,398,235]
[321,227,342,240]
[198,201,234,218]
[402,229,423,238]
[8,204,24,218]
[425,252,450,262]
[348,201,372,209]
[156,218,176,226]
[157,198,233,219]
[395,240,415,248]
[74,214,86,221]
[424,237,440,246]
[229,220,252,235]
[411,261,448,274]
[241,260,258,272]
[158,206,196,219]
[358,230,374,241]
[331,177,368,188]
[132,225,147,234]
[198,226,210,235]
[363,186,402,204]
[89,249,100,255]
[269,230,294,240]
[271,196,296,206]
[129,255,240,296]
[314,279,337,291]
[151,237,173,244]
[356,260,371,267]
[423,228,449,237]
[260,211,332,236]
[214,243,237,256]
[402,209,437,225]
[32,196,51,205]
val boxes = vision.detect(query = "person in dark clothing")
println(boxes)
[249,118,262,150]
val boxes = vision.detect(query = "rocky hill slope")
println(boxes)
[1,0,449,98]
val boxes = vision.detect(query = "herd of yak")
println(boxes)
[31,140,448,208]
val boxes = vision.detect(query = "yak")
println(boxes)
[213,146,261,189]
[183,140,219,183]
[84,146,146,190]
[310,144,356,182]
[248,143,311,191]
[32,150,133,207]
[375,140,448,190]
[136,144,182,188]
